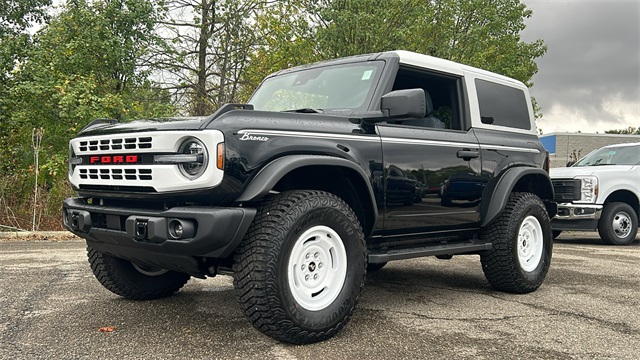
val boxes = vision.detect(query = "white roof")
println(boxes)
[391,50,525,87]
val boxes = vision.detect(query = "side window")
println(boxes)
[475,79,531,130]
[391,66,463,130]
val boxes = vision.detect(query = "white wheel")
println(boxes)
[517,215,544,272]
[232,190,366,344]
[288,225,348,311]
[612,211,632,238]
[480,192,553,294]
[598,202,639,245]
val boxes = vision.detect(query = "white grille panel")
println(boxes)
[69,130,225,193]
[78,136,152,153]
[79,168,153,181]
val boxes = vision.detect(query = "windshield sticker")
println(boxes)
[361,70,373,80]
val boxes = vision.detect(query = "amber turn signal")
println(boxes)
[217,143,225,170]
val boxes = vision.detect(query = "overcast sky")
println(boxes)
[521,0,640,134]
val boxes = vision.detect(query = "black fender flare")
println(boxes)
[480,167,555,227]
[235,154,378,218]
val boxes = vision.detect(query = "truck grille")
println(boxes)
[552,179,581,201]
[79,168,153,181]
[78,137,152,153]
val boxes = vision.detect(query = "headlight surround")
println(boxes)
[177,137,208,179]
[576,176,598,203]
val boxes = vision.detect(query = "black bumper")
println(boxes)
[551,218,598,231]
[63,198,256,275]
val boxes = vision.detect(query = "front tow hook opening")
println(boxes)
[135,220,148,240]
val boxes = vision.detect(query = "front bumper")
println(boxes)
[551,203,602,231]
[63,198,256,275]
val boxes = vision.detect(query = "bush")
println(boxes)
[0,172,73,231]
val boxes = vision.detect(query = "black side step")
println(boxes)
[368,241,492,264]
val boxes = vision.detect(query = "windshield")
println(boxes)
[249,61,384,113]
[573,144,640,166]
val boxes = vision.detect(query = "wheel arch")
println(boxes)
[235,155,378,236]
[604,190,640,220]
[481,167,556,227]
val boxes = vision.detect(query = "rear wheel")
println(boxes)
[598,202,638,245]
[87,247,190,300]
[232,190,366,344]
[480,192,553,294]
[552,230,562,239]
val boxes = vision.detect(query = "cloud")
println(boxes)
[521,0,640,134]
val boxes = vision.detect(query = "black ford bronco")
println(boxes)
[63,50,556,344]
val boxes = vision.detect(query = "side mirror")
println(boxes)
[380,89,426,118]
[566,161,575,167]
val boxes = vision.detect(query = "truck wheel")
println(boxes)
[232,190,366,344]
[87,247,190,300]
[552,230,562,239]
[598,202,638,245]
[480,192,553,294]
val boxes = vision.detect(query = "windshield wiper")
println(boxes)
[282,108,324,113]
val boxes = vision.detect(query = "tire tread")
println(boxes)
[232,190,366,344]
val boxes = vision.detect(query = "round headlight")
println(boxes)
[178,138,208,179]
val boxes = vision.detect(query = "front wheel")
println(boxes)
[480,192,553,294]
[598,202,638,245]
[87,247,190,300]
[232,190,366,344]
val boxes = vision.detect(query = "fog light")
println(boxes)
[168,219,195,240]
[174,222,184,237]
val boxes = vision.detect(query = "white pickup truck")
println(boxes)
[550,142,640,245]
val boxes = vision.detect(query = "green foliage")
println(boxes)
[604,127,640,135]
[0,0,176,230]
[243,0,547,102]
[1,0,175,175]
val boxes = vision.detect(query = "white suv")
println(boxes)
[550,142,640,245]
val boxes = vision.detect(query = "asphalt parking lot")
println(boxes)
[1,232,638,359]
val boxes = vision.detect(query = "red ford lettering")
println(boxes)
[88,155,139,164]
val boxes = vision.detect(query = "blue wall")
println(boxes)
[539,135,557,154]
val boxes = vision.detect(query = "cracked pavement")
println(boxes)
[1,232,638,359]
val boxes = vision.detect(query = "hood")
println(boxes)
[550,165,636,178]
[78,116,211,136]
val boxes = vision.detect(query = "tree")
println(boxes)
[0,0,52,124]
[150,0,263,115]
[243,0,547,101]
[0,0,52,77]
[1,0,174,179]
[605,127,640,135]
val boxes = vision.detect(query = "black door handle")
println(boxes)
[457,150,479,160]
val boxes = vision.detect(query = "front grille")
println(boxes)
[78,137,152,153]
[79,168,153,181]
[552,179,581,201]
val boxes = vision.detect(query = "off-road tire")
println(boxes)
[480,192,553,294]
[232,190,366,344]
[87,246,190,300]
[598,202,638,245]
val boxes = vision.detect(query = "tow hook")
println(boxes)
[134,220,148,240]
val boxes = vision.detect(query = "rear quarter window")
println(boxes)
[475,79,531,130]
